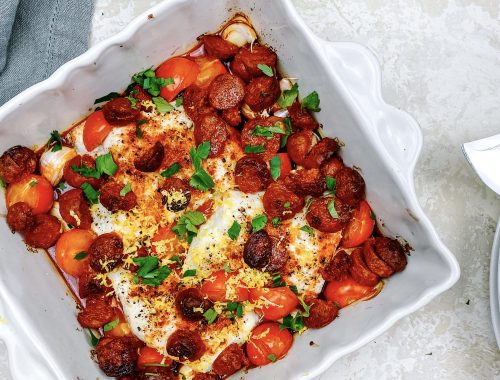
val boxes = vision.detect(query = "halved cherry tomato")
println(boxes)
[157,57,200,101]
[193,56,227,88]
[6,174,54,215]
[137,346,173,369]
[196,199,214,219]
[82,110,114,152]
[200,270,249,302]
[151,226,184,255]
[277,152,292,180]
[246,322,293,366]
[249,287,299,321]
[104,308,132,338]
[55,229,96,277]
[341,200,375,248]
[323,278,381,308]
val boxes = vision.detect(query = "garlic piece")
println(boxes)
[221,15,257,47]
[40,146,77,186]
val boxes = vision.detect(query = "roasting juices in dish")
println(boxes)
[0,14,409,380]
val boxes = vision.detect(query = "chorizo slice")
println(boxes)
[158,177,191,212]
[335,167,366,207]
[262,182,304,220]
[175,288,213,321]
[202,35,239,60]
[102,97,140,126]
[194,114,229,157]
[100,181,138,212]
[166,329,205,361]
[244,230,272,269]
[212,343,249,377]
[63,154,102,189]
[183,85,215,123]
[320,156,345,178]
[208,73,245,110]
[96,336,141,377]
[362,239,394,278]
[0,146,37,184]
[306,196,351,233]
[373,237,407,272]
[304,138,339,169]
[230,53,251,82]
[288,101,319,131]
[221,106,242,127]
[24,214,62,249]
[286,130,314,166]
[304,299,339,329]
[283,168,325,196]
[321,250,352,282]
[239,44,277,79]
[77,294,114,328]
[6,202,34,232]
[234,156,271,193]
[78,267,104,298]
[134,141,164,172]
[349,248,380,287]
[58,188,92,229]
[244,76,281,112]
[266,235,288,273]
[88,232,124,272]
[241,117,283,161]
[193,374,219,380]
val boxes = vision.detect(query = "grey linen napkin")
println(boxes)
[0,0,94,106]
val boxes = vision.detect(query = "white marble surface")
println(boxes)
[2,0,500,379]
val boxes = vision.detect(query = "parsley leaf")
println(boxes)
[136,119,148,126]
[327,199,339,219]
[89,329,100,347]
[223,262,233,273]
[103,319,119,332]
[70,164,100,178]
[170,255,183,267]
[189,142,214,191]
[133,256,172,287]
[152,96,174,113]
[226,302,243,319]
[257,63,274,77]
[270,155,281,181]
[281,117,292,148]
[81,183,100,204]
[74,251,88,260]
[251,124,285,139]
[127,96,138,110]
[279,313,305,332]
[278,83,298,108]
[325,176,336,194]
[300,225,315,236]
[183,269,197,277]
[29,180,38,187]
[244,145,265,154]
[172,211,206,243]
[57,181,66,190]
[370,210,376,220]
[203,308,217,324]
[267,354,277,362]
[49,130,62,152]
[120,182,132,196]
[272,273,286,287]
[0,178,5,188]
[135,126,143,139]
[161,162,181,178]
[301,91,321,112]
[131,68,173,97]
[271,217,281,227]
[94,92,120,104]
[228,220,241,240]
[95,152,118,176]
[289,285,299,294]
[251,214,267,233]
[298,296,311,317]
[175,96,183,107]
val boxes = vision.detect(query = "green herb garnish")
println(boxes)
[80,182,99,203]
[49,130,63,152]
[133,256,172,287]
[269,155,281,181]
[257,63,274,77]
[300,225,315,236]
[103,319,119,332]
[226,302,243,319]
[119,182,132,196]
[271,217,281,227]
[172,211,206,243]
[228,220,241,241]
[203,308,217,324]
[152,96,174,113]
[74,252,88,260]
[267,354,277,362]
[161,162,181,178]
[251,124,285,139]
[327,199,339,219]
[244,144,265,154]
[183,269,197,277]
[94,92,120,104]
[189,142,214,191]
[251,214,267,233]
[301,91,321,112]
[278,83,298,108]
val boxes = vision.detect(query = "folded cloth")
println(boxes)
[0,0,94,106]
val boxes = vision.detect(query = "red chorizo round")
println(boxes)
[306,196,351,233]
[100,181,138,212]
[24,214,62,249]
[134,141,164,172]
[283,168,325,196]
[321,250,352,282]
[320,156,344,178]
[304,138,339,169]
[175,288,213,321]
[304,299,338,328]
[88,232,124,272]
[58,188,92,229]
[194,114,229,157]
[102,97,140,126]
[335,167,365,207]
[373,237,407,272]
[78,267,104,298]
[286,130,314,166]
[230,53,251,82]
[0,146,37,184]
[166,330,205,361]
[241,117,283,160]
[77,294,114,328]
[349,248,380,287]
[234,156,271,193]
[202,35,239,60]
[212,343,248,377]
[362,238,394,278]
[63,154,102,189]
[96,337,141,377]
[244,76,281,112]
[6,202,34,232]
[262,182,304,220]
[221,106,242,127]
[244,230,272,269]
[266,236,288,273]
[288,101,319,131]
[183,85,215,123]
[193,373,219,380]
[158,177,191,212]
[236,44,277,79]
[208,74,245,110]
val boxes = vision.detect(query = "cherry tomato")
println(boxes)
[151,225,184,255]
[200,270,249,302]
[104,308,132,338]
[246,322,293,366]
[249,287,299,321]
[196,199,214,219]
[342,200,375,248]
[82,110,114,152]
[277,153,292,180]
[6,174,54,215]
[193,56,227,88]
[137,346,173,369]
[323,278,381,308]
[156,57,200,101]
[55,229,96,277]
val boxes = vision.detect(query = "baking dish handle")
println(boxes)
[317,39,423,178]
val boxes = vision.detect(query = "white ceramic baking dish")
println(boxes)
[0,0,460,379]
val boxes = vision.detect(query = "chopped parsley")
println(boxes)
[172,211,206,243]
[223,262,233,273]
[136,118,148,126]
[251,214,267,233]
[225,302,243,319]
[103,319,119,332]
[280,312,305,332]
[189,142,214,191]
[94,92,120,104]
[289,285,299,294]
[278,83,298,108]
[29,180,38,187]
[161,162,181,178]
[301,91,321,112]
[269,155,281,181]
[244,144,265,154]
[283,201,291,209]
[131,68,173,97]
[74,252,88,260]
[325,176,336,193]
[133,256,172,287]
[152,96,174,113]
[327,199,339,219]
[170,255,183,267]
[271,217,281,227]
[95,152,118,176]
[0,178,5,188]
[127,96,138,110]
[57,181,66,190]
[119,182,132,196]
[175,96,183,107]
[89,329,100,347]
[48,130,63,152]
[370,210,376,220]
[135,126,143,139]
[251,123,285,139]
[80,182,99,203]
[183,269,197,277]
[300,225,315,236]
[228,220,241,240]
[280,117,292,148]
[203,308,217,324]
[267,354,277,362]
[257,63,274,77]
[272,273,286,287]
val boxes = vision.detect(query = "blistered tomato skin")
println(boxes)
[246,322,293,366]
[6,174,54,215]
[55,229,96,277]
